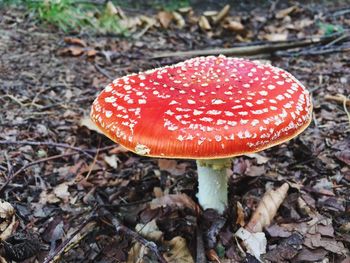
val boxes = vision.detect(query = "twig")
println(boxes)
[42,211,97,263]
[94,63,114,80]
[341,95,350,125]
[109,215,167,263]
[97,197,167,263]
[152,33,345,58]
[325,94,350,106]
[0,140,110,157]
[0,152,78,195]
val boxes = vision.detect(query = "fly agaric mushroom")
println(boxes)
[90,55,312,214]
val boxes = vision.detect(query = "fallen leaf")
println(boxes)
[86,49,97,57]
[199,16,211,31]
[264,32,288,41]
[58,46,85,56]
[63,37,86,47]
[0,200,16,241]
[236,201,245,226]
[213,4,230,25]
[53,183,70,201]
[244,153,270,164]
[275,6,297,19]
[104,154,120,169]
[246,183,289,233]
[135,219,163,242]
[335,150,350,165]
[172,12,185,28]
[304,233,348,255]
[224,19,245,33]
[163,236,194,263]
[294,247,328,262]
[235,227,267,260]
[265,224,291,238]
[263,233,303,262]
[157,159,187,176]
[150,194,199,213]
[158,11,173,28]
[245,165,265,177]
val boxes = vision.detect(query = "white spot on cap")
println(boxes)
[251,119,259,126]
[207,110,222,115]
[105,84,113,92]
[138,99,146,104]
[259,90,268,96]
[105,96,116,103]
[105,111,112,118]
[169,100,178,105]
[187,99,196,104]
[212,99,225,105]
[193,110,203,116]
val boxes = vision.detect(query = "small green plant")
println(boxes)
[8,0,127,34]
[318,22,344,36]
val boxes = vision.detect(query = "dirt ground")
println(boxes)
[0,2,349,263]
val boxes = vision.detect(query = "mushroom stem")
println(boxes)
[196,158,231,214]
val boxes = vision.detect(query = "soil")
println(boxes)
[0,2,349,263]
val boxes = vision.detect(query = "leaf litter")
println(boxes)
[0,1,350,262]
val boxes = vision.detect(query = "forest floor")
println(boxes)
[0,1,349,262]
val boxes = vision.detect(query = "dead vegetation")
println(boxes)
[0,1,349,262]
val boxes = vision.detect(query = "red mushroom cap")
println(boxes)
[91,55,312,159]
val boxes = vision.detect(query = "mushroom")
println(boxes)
[90,55,312,214]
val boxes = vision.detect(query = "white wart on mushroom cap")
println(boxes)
[91,55,312,159]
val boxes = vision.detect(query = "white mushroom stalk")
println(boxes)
[196,158,231,214]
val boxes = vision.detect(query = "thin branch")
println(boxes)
[0,140,95,158]
[0,140,115,156]
[42,211,97,263]
[97,196,167,263]
[152,33,346,58]
[325,94,350,106]
[107,212,168,263]
[0,152,78,195]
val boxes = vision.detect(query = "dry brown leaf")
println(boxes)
[135,219,163,242]
[158,11,173,28]
[172,12,185,28]
[150,193,199,213]
[236,201,245,226]
[104,154,120,169]
[244,153,270,164]
[157,159,187,176]
[213,4,230,25]
[86,49,97,57]
[224,19,245,33]
[264,32,288,41]
[163,236,194,263]
[53,182,70,201]
[58,46,85,56]
[203,11,218,17]
[246,183,289,233]
[199,16,211,31]
[63,37,86,47]
[275,6,297,19]
[0,200,16,241]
